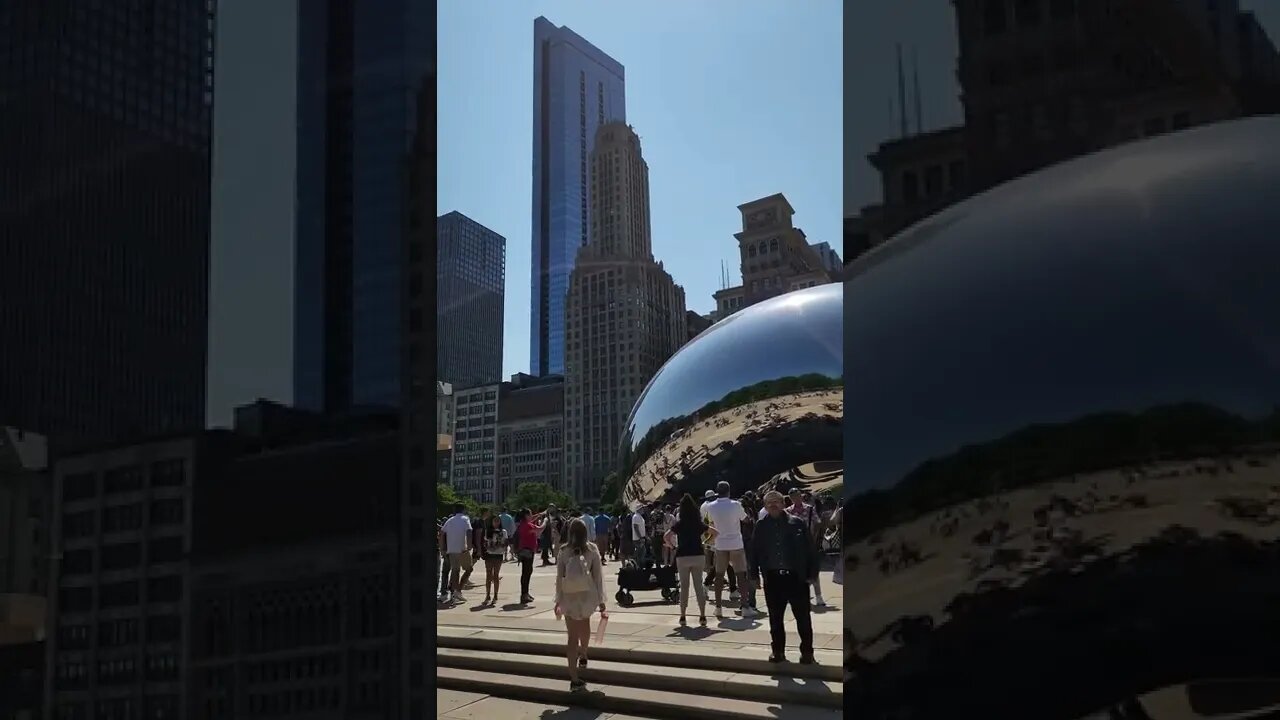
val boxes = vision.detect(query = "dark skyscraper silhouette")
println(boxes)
[0,0,216,450]
[206,0,434,425]
[436,212,505,391]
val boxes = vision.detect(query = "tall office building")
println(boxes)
[437,212,505,391]
[530,17,626,377]
[565,123,686,503]
[0,0,216,451]
[206,0,433,426]
[400,35,436,720]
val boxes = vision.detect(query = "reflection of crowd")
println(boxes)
[630,392,842,503]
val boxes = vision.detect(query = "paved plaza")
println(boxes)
[436,555,844,719]
[438,554,842,651]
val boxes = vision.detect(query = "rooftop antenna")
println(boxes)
[913,46,923,135]
[896,42,908,139]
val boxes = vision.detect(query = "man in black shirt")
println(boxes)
[749,490,818,663]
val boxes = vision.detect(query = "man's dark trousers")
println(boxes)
[763,569,814,658]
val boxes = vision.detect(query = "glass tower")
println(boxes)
[437,212,506,390]
[207,0,433,425]
[530,17,626,376]
[301,0,434,412]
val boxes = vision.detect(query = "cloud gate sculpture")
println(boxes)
[617,282,843,507]
[843,117,1280,719]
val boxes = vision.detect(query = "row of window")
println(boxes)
[62,459,186,501]
[902,160,966,204]
[454,428,496,440]
[58,576,184,613]
[56,695,177,720]
[55,655,178,688]
[984,0,1079,35]
[62,537,184,574]
[63,498,185,539]
[60,615,180,649]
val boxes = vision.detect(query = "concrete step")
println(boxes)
[438,646,842,709]
[438,687,667,719]
[436,667,843,720]
[438,625,843,683]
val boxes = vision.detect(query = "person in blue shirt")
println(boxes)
[593,510,612,566]
[581,508,596,556]
[499,508,516,562]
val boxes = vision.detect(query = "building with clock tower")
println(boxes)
[713,194,832,319]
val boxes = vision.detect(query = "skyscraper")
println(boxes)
[564,122,686,502]
[530,17,626,377]
[437,212,505,390]
[206,0,433,426]
[0,0,216,451]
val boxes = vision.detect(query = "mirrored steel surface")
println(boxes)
[844,117,1280,719]
[618,283,843,507]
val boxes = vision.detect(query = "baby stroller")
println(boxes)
[615,559,679,606]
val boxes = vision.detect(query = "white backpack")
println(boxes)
[562,549,591,593]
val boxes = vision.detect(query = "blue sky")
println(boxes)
[438,1,842,379]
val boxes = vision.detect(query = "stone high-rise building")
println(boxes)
[708,193,833,322]
[736,194,831,307]
[564,122,686,503]
[496,374,565,501]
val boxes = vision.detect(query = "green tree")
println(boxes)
[436,483,479,520]
[506,482,573,513]
[598,471,620,508]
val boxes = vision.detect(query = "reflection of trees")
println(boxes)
[849,525,1280,719]
[845,403,1280,540]
[621,373,842,480]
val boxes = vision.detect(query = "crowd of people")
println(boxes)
[436,484,840,690]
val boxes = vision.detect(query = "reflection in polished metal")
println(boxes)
[843,117,1280,719]
[617,283,842,507]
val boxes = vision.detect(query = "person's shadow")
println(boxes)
[668,625,717,640]
[538,702,609,719]
[773,673,839,699]
[715,617,762,631]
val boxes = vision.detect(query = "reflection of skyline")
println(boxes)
[625,283,843,449]
[844,119,1280,495]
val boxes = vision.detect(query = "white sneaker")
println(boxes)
[715,605,724,619]
[729,591,740,602]
[741,606,758,618]
[454,592,465,603]
[814,595,826,608]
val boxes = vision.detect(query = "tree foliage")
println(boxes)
[505,482,574,513]
[435,483,479,520]
[599,471,620,507]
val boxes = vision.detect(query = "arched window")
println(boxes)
[769,238,779,251]
[758,241,768,254]
[748,246,756,257]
